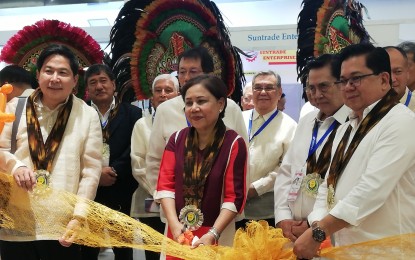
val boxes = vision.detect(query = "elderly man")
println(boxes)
[241,81,254,111]
[237,70,297,229]
[146,46,247,203]
[397,41,415,92]
[274,54,348,242]
[81,64,142,260]
[294,43,415,259]
[0,44,102,260]
[130,74,179,260]
[384,46,415,111]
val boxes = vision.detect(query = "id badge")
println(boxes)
[287,166,306,202]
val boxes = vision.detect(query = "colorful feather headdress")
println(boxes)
[108,0,245,103]
[297,0,371,95]
[0,19,104,100]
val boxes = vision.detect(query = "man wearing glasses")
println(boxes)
[237,70,297,229]
[274,54,349,242]
[294,43,415,259]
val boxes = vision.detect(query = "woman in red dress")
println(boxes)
[155,75,247,257]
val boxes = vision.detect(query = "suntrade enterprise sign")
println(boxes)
[245,49,297,65]
[246,31,298,65]
[230,27,298,65]
[247,32,298,42]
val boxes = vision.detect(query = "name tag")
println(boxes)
[287,167,306,202]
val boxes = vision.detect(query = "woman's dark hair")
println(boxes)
[181,74,227,118]
[36,44,79,76]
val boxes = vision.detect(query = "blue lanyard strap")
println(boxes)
[308,120,337,158]
[248,109,279,142]
[405,91,412,107]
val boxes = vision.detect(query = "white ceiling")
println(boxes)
[0,1,414,33]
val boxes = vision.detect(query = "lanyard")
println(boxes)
[405,91,412,107]
[308,120,337,158]
[101,119,108,128]
[248,109,279,142]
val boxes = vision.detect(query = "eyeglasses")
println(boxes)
[253,84,277,92]
[335,73,376,88]
[305,82,335,94]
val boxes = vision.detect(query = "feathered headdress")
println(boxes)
[297,0,371,97]
[0,19,104,100]
[108,0,245,103]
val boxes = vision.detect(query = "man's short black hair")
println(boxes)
[36,44,79,76]
[85,64,115,83]
[178,46,214,73]
[0,65,37,88]
[338,43,391,75]
[306,54,340,79]
[338,43,392,85]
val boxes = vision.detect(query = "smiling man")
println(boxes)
[81,64,142,260]
[0,44,102,260]
[274,54,349,242]
[238,70,297,229]
[294,43,415,259]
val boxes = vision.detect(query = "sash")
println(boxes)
[327,89,397,206]
[306,120,339,180]
[26,89,73,172]
[183,119,226,208]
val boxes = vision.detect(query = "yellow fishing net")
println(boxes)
[1,172,415,259]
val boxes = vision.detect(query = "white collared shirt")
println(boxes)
[34,94,69,143]
[242,108,297,219]
[274,105,350,224]
[91,97,116,127]
[130,114,159,218]
[309,102,415,246]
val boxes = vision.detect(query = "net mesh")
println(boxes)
[0,172,414,259]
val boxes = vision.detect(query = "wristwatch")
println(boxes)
[311,222,326,243]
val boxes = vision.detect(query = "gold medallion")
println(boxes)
[35,169,50,186]
[179,205,204,231]
[301,172,322,198]
[327,184,335,209]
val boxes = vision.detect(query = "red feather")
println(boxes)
[0,19,103,68]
